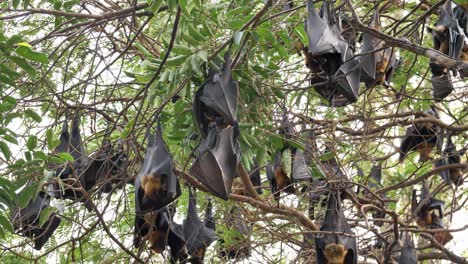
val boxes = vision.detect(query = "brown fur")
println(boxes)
[142,175,162,200]
[434,230,453,245]
[416,211,433,228]
[324,243,348,264]
[376,55,390,85]
[148,229,168,253]
[416,142,435,162]
[274,167,287,190]
[450,168,463,186]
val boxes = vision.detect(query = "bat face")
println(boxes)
[249,165,263,194]
[134,207,171,253]
[305,0,360,107]
[190,126,240,200]
[135,123,181,214]
[182,190,218,260]
[11,192,61,250]
[316,192,357,264]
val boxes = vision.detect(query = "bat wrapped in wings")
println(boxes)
[135,120,181,214]
[315,192,357,264]
[51,113,89,202]
[396,233,417,264]
[133,206,172,253]
[399,108,442,163]
[182,189,218,263]
[191,52,241,200]
[10,191,61,250]
[360,8,398,88]
[412,183,453,245]
[436,133,466,186]
[292,130,316,182]
[304,0,360,107]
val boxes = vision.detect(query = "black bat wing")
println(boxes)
[190,126,240,200]
[204,199,215,230]
[292,149,312,182]
[398,234,417,264]
[70,114,86,163]
[368,164,382,189]
[316,192,357,264]
[55,120,70,153]
[193,52,238,136]
[306,0,341,57]
[399,127,418,162]
[266,163,279,201]
[33,213,61,250]
[183,189,218,256]
[333,54,360,106]
[359,9,379,82]
[168,223,188,263]
[249,164,263,194]
[135,122,181,213]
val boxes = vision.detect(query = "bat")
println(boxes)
[399,108,441,163]
[304,0,361,107]
[292,130,315,182]
[266,152,295,202]
[182,189,218,263]
[135,120,181,214]
[204,199,215,230]
[190,126,241,200]
[168,223,188,263]
[52,114,88,202]
[358,164,387,227]
[397,233,417,264]
[192,52,238,137]
[359,8,398,88]
[249,164,263,194]
[436,133,466,186]
[191,52,241,200]
[133,206,171,253]
[411,183,452,245]
[219,206,252,260]
[315,192,357,264]
[10,191,61,250]
[429,62,453,100]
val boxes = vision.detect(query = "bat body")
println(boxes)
[182,189,218,263]
[315,192,357,264]
[412,183,452,245]
[133,207,171,253]
[304,0,360,107]
[168,223,188,263]
[436,134,465,186]
[358,164,387,227]
[399,110,441,163]
[10,192,61,250]
[397,233,417,264]
[360,9,398,88]
[191,53,241,200]
[135,121,181,214]
[219,206,252,260]
[249,164,263,195]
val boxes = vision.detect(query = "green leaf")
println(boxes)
[0,141,11,160]
[149,0,163,13]
[197,50,208,62]
[39,207,55,226]
[15,46,49,64]
[3,96,17,106]
[18,186,37,208]
[172,44,194,55]
[24,109,42,123]
[191,55,202,74]
[281,148,292,177]
[12,0,20,9]
[57,152,74,162]
[9,56,37,77]
[294,25,308,46]
[3,134,18,145]
[0,214,14,234]
[5,35,22,49]
[166,55,188,66]
[0,73,16,86]
[23,0,31,8]
[26,135,38,151]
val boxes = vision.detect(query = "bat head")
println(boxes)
[324,243,348,264]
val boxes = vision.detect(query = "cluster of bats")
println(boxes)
[8,1,467,263]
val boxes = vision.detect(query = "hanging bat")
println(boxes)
[249,164,263,195]
[266,152,295,202]
[135,120,181,214]
[292,148,312,182]
[315,192,358,264]
[167,222,188,264]
[204,199,215,230]
[358,164,387,227]
[133,206,171,253]
[219,206,252,260]
[52,113,88,201]
[304,0,361,107]
[10,191,61,250]
[399,108,441,163]
[360,8,398,88]
[190,126,241,200]
[411,183,452,245]
[397,233,417,264]
[182,189,218,263]
[429,62,454,100]
[191,52,241,200]
[436,133,466,186]
[192,52,238,137]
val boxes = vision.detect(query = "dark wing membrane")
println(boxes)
[135,123,181,213]
[183,190,218,257]
[292,149,312,181]
[168,223,188,263]
[190,126,240,200]
[398,234,418,264]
